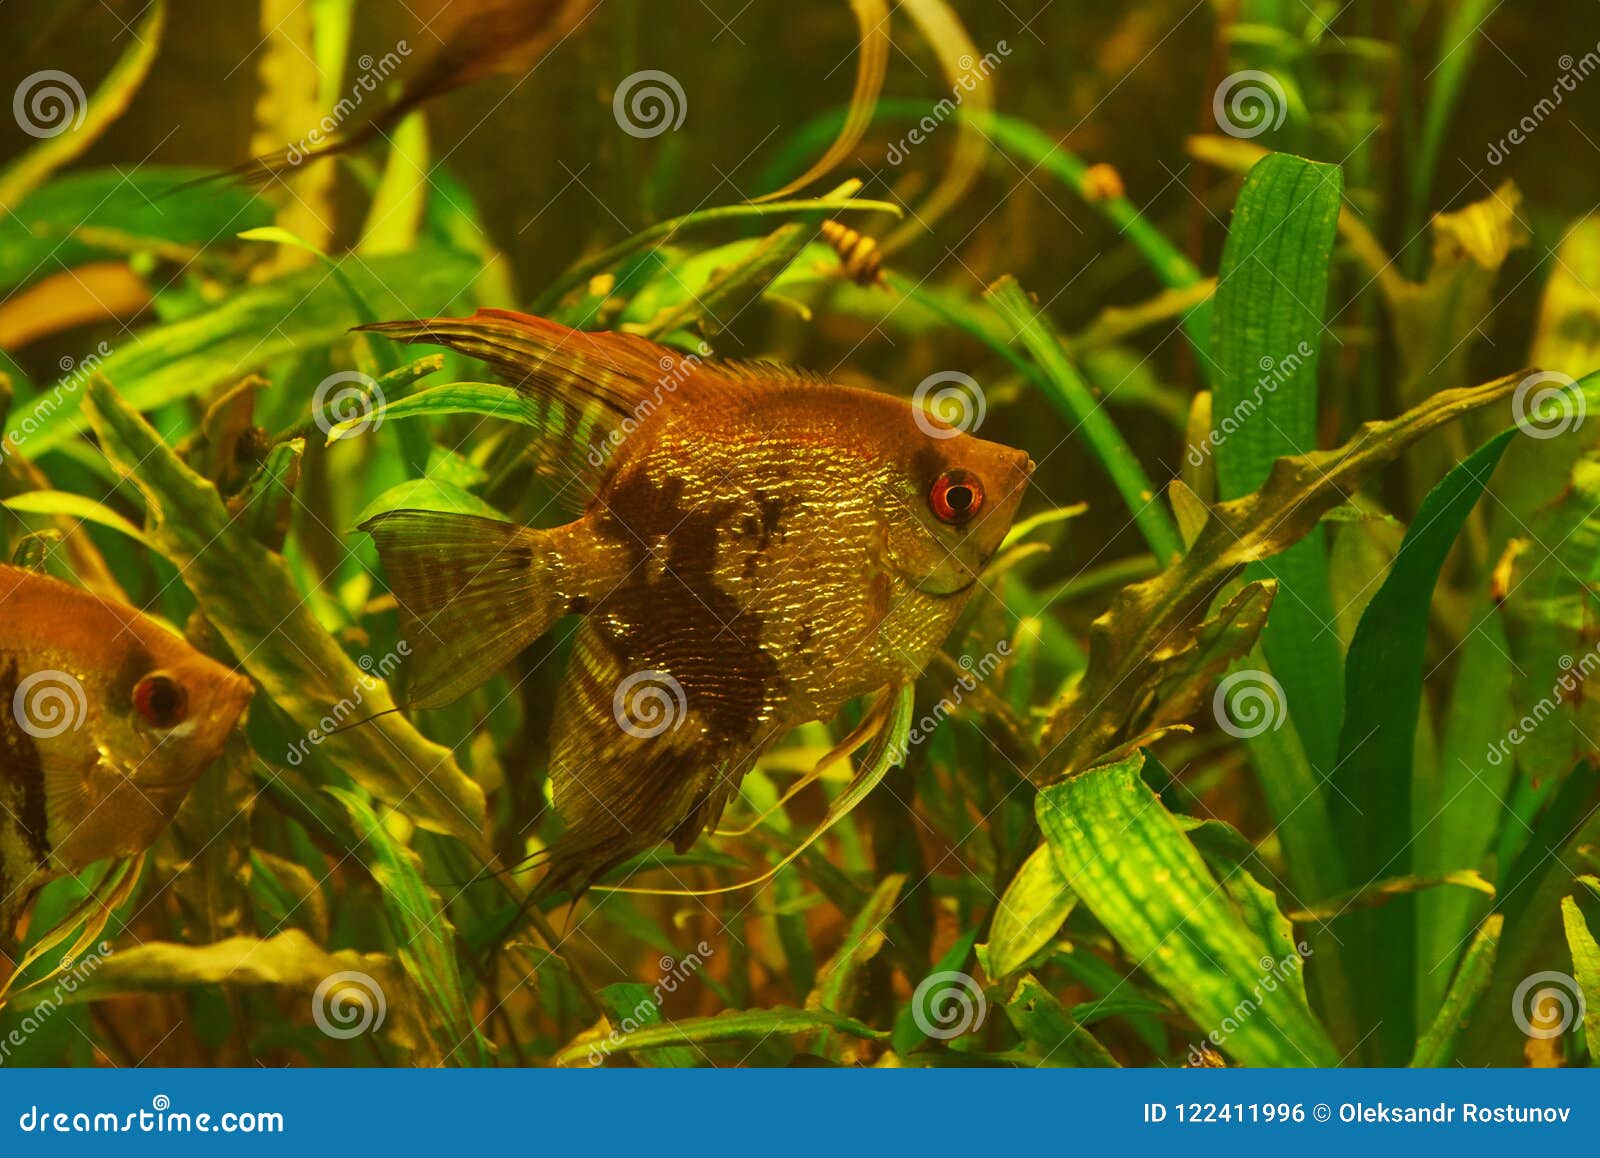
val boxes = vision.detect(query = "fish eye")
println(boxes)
[929,469,984,525]
[133,672,189,729]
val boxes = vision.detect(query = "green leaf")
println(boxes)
[982,844,1077,979]
[988,276,1182,563]
[1331,429,1515,1064]
[1038,754,1337,1067]
[353,479,505,527]
[1210,152,1345,774]
[328,382,540,444]
[20,246,479,455]
[1004,975,1118,1067]
[554,1006,886,1066]
[805,873,905,1059]
[1561,889,1600,1061]
[331,789,488,1066]
[533,189,901,313]
[1410,913,1502,1067]
[82,378,488,843]
[0,490,146,545]
[0,167,271,294]
[1037,369,1526,782]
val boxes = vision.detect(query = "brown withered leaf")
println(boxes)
[1035,370,1529,782]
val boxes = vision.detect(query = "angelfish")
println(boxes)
[358,310,1033,896]
[0,565,254,933]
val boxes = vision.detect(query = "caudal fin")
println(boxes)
[360,509,562,709]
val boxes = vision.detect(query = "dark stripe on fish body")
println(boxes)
[0,659,51,865]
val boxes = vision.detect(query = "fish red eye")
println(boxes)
[929,470,984,524]
[133,673,188,729]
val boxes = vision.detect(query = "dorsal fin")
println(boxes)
[357,310,705,497]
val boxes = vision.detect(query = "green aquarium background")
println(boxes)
[0,0,1598,1068]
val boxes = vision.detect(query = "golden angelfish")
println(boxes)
[0,565,254,936]
[358,310,1032,897]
